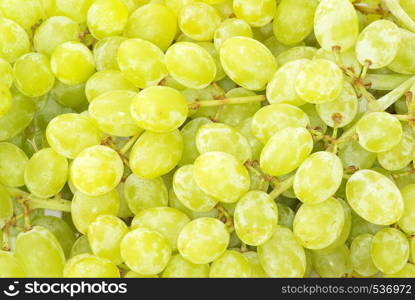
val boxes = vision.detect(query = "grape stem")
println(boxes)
[188,95,265,110]
[383,0,415,33]
[215,204,234,232]
[119,132,142,155]
[364,74,412,91]
[268,175,295,200]
[353,2,389,17]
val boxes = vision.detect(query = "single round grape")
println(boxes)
[350,234,379,277]
[210,250,252,278]
[54,0,94,24]
[233,0,276,27]
[196,42,226,81]
[356,112,403,153]
[71,190,120,234]
[46,113,102,159]
[0,58,13,88]
[51,81,88,109]
[243,251,268,278]
[398,184,415,235]
[193,152,250,203]
[70,235,93,258]
[260,127,313,177]
[338,140,377,170]
[220,37,277,91]
[177,217,229,264]
[0,185,12,229]
[389,29,415,74]
[235,117,263,161]
[276,46,316,66]
[277,203,295,229]
[0,251,25,278]
[161,254,210,278]
[116,182,133,219]
[0,84,11,118]
[346,169,404,225]
[214,18,252,50]
[0,17,30,63]
[93,36,126,71]
[293,197,345,250]
[386,263,415,278]
[64,254,120,278]
[121,227,172,275]
[129,130,183,179]
[348,211,386,244]
[0,0,43,31]
[311,245,353,278]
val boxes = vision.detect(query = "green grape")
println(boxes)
[34,96,77,129]
[51,42,96,85]
[214,18,253,49]
[262,36,291,57]
[200,0,226,4]
[338,140,377,170]
[220,37,277,91]
[131,207,190,249]
[184,85,224,118]
[124,271,158,278]
[117,38,167,89]
[389,29,415,74]
[15,226,66,277]
[371,228,409,274]
[125,3,177,51]
[87,215,128,265]
[70,235,92,258]
[34,16,81,56]
[395,96,408,115]
[233,0,276,27]
[251,103,309,144]
[54,0,94,24]
[0,84,11,119]
[51,81,88,109]
[311,245,352,278]
[165,0,194,15]
[293,198,345,250]
[355,20,400,69]
[234,191,278,246]
[173,165,218,212]
[46,113,102,159]
[356,112,403,153]
[71,190,120,234]
[314,47,362,75]
[314,0,359,52]
[273,0,318,45]
[161,74,187,91]
[243,251,268,278]
[0,251,25,278]
[346,169,404,225]
[0,58,13,88]
[89,90,142,137]
[235,117,263,161]
[275,47,317,66]
[216,76,238,92]
[0,17,30,63]
[350,234,379,277]
[93,36,126,71]
[0,0,43,31]
[131,86,188,133]
[348,211,386,243]
[295,59,343,104]
[193,152,250,203]
[178,2,221,41]
[277,203,295,229]
[266,59,309,106]
[116,182,133,218]
[386,263,415,278]
[85,70,138,102]
[196,123,252,162]
[177,217,229,264]
[162,254,210,278]
[260,127,313,177]
[166,42,216,89]
[121,227,172,275]
[196,42,226,81]
[398,184,415,235]
[179,117,212,166]
[13,53,55,97]
[258,225,306,278]
[71,145,124,196]
[0,185,12,229]
[210,250,252,278]
[64,254,120,278]
[294,151,343,204]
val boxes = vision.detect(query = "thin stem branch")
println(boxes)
[383,0,415,33]
[268,175,295,200]
[120,132,142,155]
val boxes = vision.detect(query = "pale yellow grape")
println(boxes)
[314,0,359,52]
[311,245,352,278]
[24,148,68,198]
[263,36,291,57]
[0,0,43,31]
[173,165,218,212]
[200,0,225,4]
[15,226,66,277]
[121,227,172,275]
[293,198,345,250]
[398,184,415,235]
[33,16,81,56]
[93,36,126,71]
[294,151,343,204]
[273,0,318,45]
[295,59,343,104]
[51,42,95,85]
[314,47,362,75]
[356,112,403,153]
[346,169,404,225]
[210,250,252,278]
[0,84,11,118]
[131,86,188,133]
[243,251,268,278]
[179,2,221,41]
[85,70,138,102]
[196,123,252,162]
[131,207,190,249]
[214,18,253,49]
[116,183,133,219]
[277,203,295,229]
[193,152,250,203]
[386,263,415,278]
[177,217,229,264]
[64,254,120,278]
[129,130,183,179]
[46,113,102,159]
[348,212,386,244]
[162,254,210,278]
[89,90,142,137]
[0,185,12,229]
[258,226,306,278]
[0,17,30,63]
[13,53,55,97]
[371,228,409,274]
[389,29,415,74]
[0,58,12,88]
[260,127,313,177]
[0,143,27,187]
[234,191,278,246]
[251,103,310,144]
[350,234,379,277]
[165,0,195,15]
[220,37,277,91]
[166,42,216,89]
[162,74,187,91]
[197,42,226,81]
[235,117,265,159]
[54,0,94,24]
[233,0,276,27]
[355,20,401,69]
[266,59,309,106]
[118,38,167,89]
[338,140,377,170]
[276,46,317,66]
[71,190,120,234]
[0,251,25,278]
[124,271,158,278]
[87,215,128,265]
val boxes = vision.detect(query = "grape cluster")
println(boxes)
[2,0,415,278]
